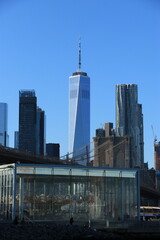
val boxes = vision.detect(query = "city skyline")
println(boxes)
[0,0,160,168]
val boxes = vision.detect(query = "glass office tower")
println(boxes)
[69,42,90,165]
[36,107,46,156]
[19,90,37,154]
[14,131,19,149]
[0,103,9,146]
[46,143,60,158]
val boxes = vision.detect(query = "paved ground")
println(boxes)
[0,222,160,240]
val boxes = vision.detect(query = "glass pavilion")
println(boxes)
[0,163,140,226]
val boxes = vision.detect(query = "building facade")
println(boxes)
[0,103,9,147]
[14,131,19,149]
[116,84,144,168]
[46,143,60,158]
[36,107,46,156]
[19,90,37,154]
[68,43,90,165]
[93,136,131,168]
[154,141,160,170]
[96,128,105,138]
[93,123,131,168]
[137,104,144,167]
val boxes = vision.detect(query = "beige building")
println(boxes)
[93,123,132,168]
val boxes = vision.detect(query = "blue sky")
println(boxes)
[0,0,160,168]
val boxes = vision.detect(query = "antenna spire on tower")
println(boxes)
[72,38,87,76]
[78,38,81,72]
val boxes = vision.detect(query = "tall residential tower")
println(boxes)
[68,41,90,165]
[116,84,144,168]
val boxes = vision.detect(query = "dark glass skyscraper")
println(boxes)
[14,131,19,149]
[19,90,37,154]
[36,107,46,155]
[46,143,60,158]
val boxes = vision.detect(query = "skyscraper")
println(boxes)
[46,143,60,159]
[68,41,90,165]
[116,84,144,168]
[14,131,19,149]
[0,103,9,146]
[19,90,37,154]
[36,107,46,155]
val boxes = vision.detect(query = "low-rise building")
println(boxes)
[0,163,140,226]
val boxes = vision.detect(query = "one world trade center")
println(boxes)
[68,41,90,165]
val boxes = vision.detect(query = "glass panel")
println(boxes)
[121,171,136,178]
[88,169,105,177]
[54,168,71,176]
[36,167,52,175]
[0,168,14,220]
[15,170,138,226]
[17,167,35,174]
[106,171,121,177]
[71,168,87,176]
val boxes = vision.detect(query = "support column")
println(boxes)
[137,170,140,221]
[19,176,24,220]
[12,166,17,221]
